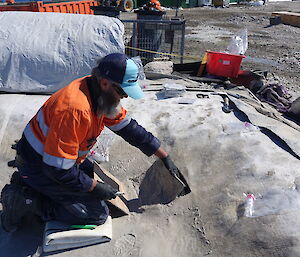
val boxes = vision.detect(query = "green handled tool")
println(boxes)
[70,224,97,230]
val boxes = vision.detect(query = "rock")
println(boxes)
[144,61,174,75]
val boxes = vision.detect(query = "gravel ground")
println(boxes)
[179,2,300,97]
[122,2,300,98]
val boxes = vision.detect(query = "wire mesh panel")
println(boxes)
[122,18,185,64]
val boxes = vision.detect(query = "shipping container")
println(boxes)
[0,0,99,14]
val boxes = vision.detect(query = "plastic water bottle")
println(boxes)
[88,150,106,163]
[244,193,255,217]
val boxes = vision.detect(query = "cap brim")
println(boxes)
[122,81,144,100]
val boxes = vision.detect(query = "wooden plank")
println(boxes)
[93,162,130,216]
[272,11,300,27]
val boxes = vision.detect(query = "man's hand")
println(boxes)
[161,156,180,178]
[91,182,118,200]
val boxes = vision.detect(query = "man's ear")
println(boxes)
[99,78,110,92]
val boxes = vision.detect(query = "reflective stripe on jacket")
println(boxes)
[24,76,129,170]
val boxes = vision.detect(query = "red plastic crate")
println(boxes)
[206,51,245,78]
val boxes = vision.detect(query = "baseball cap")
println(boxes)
[97,53,144,99]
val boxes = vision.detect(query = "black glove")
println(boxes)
[161,156,180,178]
[91,182,117,200]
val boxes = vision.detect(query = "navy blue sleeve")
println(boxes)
[114,119,161,156]
[42,161,93,192]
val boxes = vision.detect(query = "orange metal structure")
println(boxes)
[0,0,99,14]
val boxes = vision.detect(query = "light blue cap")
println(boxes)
[120,59,144,100]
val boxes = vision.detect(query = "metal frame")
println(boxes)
[122,18,186,64]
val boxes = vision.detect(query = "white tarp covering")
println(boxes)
[0,12,124,93]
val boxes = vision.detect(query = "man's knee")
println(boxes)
[55,200,109,225]
[64,203,89,219]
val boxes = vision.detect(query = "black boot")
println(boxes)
[0,184,41,232]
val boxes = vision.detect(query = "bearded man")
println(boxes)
[0,53,180,232]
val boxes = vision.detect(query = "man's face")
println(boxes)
[97,79,127,116]
[111,82,128,100]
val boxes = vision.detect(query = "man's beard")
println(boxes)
[97,88,120,117]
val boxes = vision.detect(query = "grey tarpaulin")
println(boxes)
[227,90,300,158]
[0,12,124,93]
[1,89,300,257]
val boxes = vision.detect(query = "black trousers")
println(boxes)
[18,159,109,225]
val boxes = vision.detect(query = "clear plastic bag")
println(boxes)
[226,29,248,55]
[131,56,146,80]
[223,121,260,135]
[248,188,300,217]
[88,129,115,163]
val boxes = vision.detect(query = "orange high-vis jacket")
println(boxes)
[24,76,130,170]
